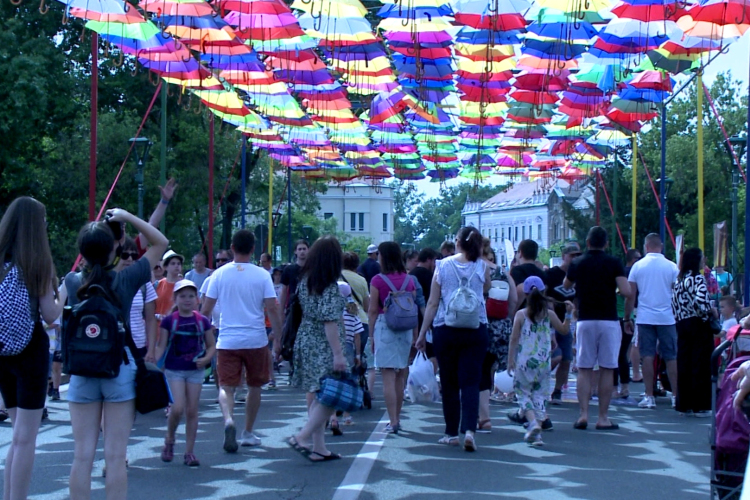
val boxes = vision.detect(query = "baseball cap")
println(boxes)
[523,276,545,294]
[562,243,582,256]
[367,244,378,254]
[338,281,352,298]
[173,279,197,294]
[162,250,184,265]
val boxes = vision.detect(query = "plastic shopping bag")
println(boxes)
[406,351,440,403]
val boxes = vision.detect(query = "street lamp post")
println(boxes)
[129,137,152,220]
[726,134,747,298]
[302,225,312,242]
[656,177,674,252]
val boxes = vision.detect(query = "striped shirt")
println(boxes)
[343,311,364,346]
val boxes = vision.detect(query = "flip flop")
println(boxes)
[595,423,620,431]
[573,420,588,430]
[309,451,342,462]
[631,378,643,383]
[287,437,311,459]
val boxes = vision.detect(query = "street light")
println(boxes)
[302,225,312,241]
[129,137,152,220]
[726,134,747,298]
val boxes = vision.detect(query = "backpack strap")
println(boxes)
[378,273,399,294]
[398,274,411,292]
[192,310,205,335]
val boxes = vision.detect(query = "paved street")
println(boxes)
[1,376,714,500]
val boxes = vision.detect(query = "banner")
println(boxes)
[713,221,728,268]
[675,234,684,268]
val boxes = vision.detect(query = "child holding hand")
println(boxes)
[508,276,575,447]
[155,280,215,466]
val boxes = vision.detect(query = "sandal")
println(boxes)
[183,453,200,467]
[437,435,459,446]
[477,419,492,434]
[309,451,342,462]
[330,419,343,436]
[161,440,175,462]
[287,436,311,459]
[0,409,8,423]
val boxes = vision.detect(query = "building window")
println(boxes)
[494,228,498,242]
[529,225,532,240]
[383,213,388,232]
[514,227,518,241]
[538,224,542,240]
[324,213,333,220]
[522,226,526,240]
[554,223,559,241]
[359,213,365,232]
[350,213,356,232]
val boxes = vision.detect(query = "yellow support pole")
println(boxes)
[631,134,637,249]
[697,71,705,252]
[268,158,274,257]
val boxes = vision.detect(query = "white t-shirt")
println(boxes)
[628,252,679,325]
[130,284,158,348]
[200,275,221,327]
[723,317,739,332]
[205,261,276,349]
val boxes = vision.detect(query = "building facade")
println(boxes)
[462,179,593,250]
[317,182,395,244]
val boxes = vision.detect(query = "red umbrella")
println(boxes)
[513,71,569,91]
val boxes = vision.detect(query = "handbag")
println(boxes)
[134,359,173,414]
[281,290,302,362]
[317,372,364,412]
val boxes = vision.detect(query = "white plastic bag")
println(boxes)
[407,351,440,403]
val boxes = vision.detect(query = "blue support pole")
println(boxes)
[241,136,247,229]
[660,103,667,251]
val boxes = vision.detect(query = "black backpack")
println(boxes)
[62,284,128,379]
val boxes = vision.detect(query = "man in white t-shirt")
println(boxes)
[624,233,679,410]
[185,252,212,291]
[202,230,283,453]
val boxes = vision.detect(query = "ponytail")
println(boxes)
[527,287,547,324]
[76,222,120,306]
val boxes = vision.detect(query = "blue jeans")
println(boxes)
[433,323,488,436]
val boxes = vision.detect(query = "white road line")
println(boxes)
[332,411,389,500]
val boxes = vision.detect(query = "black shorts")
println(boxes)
[0,324,50,410]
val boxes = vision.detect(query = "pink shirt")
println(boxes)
[371,273,416,314]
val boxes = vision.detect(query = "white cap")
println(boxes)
[367,244,378,254]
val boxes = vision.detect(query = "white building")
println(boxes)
[462,179,593,250]
[317,182,395,244]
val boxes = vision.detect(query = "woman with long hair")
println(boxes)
[288,236,348,461]
[64,209,167,500]
[672,247,716,415]
[416,227,491,451]
[0,197,66,500]
[368,241,417,434]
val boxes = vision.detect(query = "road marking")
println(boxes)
[332,411,389,500]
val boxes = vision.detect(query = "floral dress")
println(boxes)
[292,278,347,393]
[513,311,553,421]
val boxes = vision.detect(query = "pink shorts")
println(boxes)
[575,320,621,370]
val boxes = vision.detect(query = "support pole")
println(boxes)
[613,152,618,253]
[89,33,98,221]
[660,103,667,248]
[697,71,705,253]
[595,168,600,225]
[631,135,637,249]
[732,171,739,297]
[268,158,274,255]
[745,55,750,306]
[208,114,215,269]
[287,167,292,262]
[241,136,247,229]
[160,81,167,233]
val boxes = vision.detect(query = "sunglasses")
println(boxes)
[121,252,139,261]
[216,258,229,263]
[153,265,162,270]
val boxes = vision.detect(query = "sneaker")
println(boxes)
[384,423,399,434]
[529,434,544,447]
[262,380,277,391]
[541,418,553,431]
[235,392,247,403]
[463,432,477,452]
[161,441,175,462]
[638,396,656,409]
[47,382,54,398]
[694,410,711,418]
[238,430,261,447]
[41,408,49,421]
[524,424,542,444]
[671,396,677,409]
[183,453,200,467]
[223,424,238,453]
[50,389,61,401]
[0,409,8,423]
[550,389,562,405]
[507,410,528,425]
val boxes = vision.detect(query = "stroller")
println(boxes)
[710,337,750,500]
[354,361,372,410]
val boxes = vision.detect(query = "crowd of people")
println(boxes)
[0,184,747,499]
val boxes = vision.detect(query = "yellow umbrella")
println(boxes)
[290,0,367,17]
[378,17,453,32]
[456,57,516,73]
[455,43,515,58]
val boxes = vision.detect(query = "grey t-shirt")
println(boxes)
[64,258,152,326]
[434,256,487,327]
[185,268,211,291]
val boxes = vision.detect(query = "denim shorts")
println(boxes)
[165,369,205,385]
[552,330,574,362]
[67,348,137,404]
[637,323,677,361]
[373,315,412,370]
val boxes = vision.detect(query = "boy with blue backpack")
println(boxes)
[154,280,215,466]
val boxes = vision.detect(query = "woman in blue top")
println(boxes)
[416,227,490,451]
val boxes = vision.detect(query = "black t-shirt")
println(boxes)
[510,263,547,309]
[280,263,301,306]
[546,266,569,322]
[357,258,381,286]
[566,250,625,321]
[410,266,433,303]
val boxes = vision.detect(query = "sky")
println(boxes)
[410,35,750,202]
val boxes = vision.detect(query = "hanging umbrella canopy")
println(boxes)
[139,0,215,17]
[86,19,160,39]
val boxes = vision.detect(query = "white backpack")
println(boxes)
[444,260,482,329]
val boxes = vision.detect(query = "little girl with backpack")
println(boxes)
[154,279,215,466]
[508,276,574,447]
